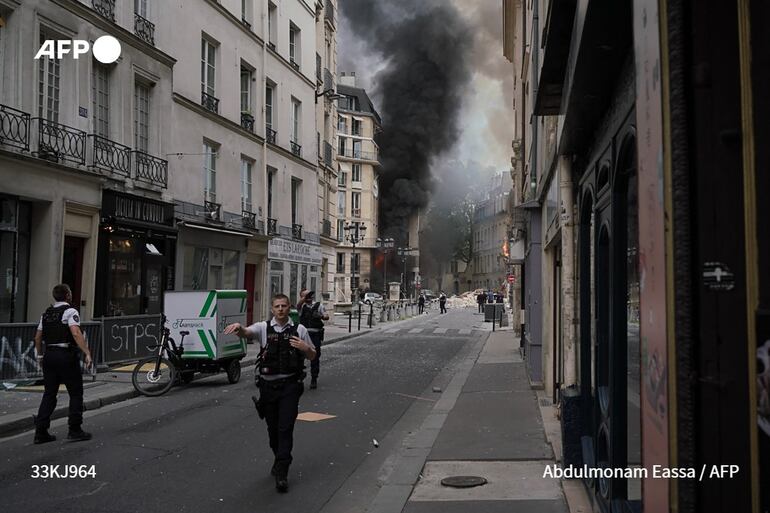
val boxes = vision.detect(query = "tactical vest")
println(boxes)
[299,302,324,331]
[260,321,305,376]
[41,305,76,348]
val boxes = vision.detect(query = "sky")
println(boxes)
[337,0,514,177]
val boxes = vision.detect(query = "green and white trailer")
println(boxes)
[163,290,248,383]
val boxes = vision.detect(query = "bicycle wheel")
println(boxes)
[132,356,177,397]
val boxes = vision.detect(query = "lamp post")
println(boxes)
[376,237,395,297]
[343,221,367,302]
[397,247,415,299]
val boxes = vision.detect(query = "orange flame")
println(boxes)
[502,240,509,258]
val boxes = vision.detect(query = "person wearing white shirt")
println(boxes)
[224,293,315,493]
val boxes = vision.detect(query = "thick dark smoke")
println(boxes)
[338,0,473,244]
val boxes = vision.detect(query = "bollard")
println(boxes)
[348,310,352,333]
[492,311,496,331]
[369,303,374,328]
[358,303,362,331]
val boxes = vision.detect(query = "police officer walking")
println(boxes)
[33,284,93,444]
[298,291,328,389]
[439,292,447,314]
[224,294,316,493]
[418,294,425,314]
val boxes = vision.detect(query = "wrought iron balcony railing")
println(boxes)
[134,13,155,45]
[352,207,361,218]
[36,118,87,165]
[92,0,115,21]
[338,147,379,161]
[292,223,303,240]
[0,104,30,151]
[133,150,168,188]
[242,210,256,229]
[290,141,301,157]
[268,41,276,52]
[267,217,278,235]
[90,134,131,177]
[323,140,333,167]
[324,68,334,93]
[241,18,251,29]
[322,219,332,238]
[201,92,220,114]
[204,200,221,221]
[266,127,277,144]
[241,112,254,132]
[290,60,300,72]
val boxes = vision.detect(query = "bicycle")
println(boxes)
[131,315,189,397]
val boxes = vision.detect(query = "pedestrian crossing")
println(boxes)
[381,327,479,337]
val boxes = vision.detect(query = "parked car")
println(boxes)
[363,292,383,304]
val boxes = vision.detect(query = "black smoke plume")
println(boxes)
[338,0,473,244]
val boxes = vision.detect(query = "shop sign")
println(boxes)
[268,238,322,265]
[102,191,174,226]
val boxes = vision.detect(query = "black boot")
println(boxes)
[274,461,289,493]
[310,377,317,389]
[33,430,56,444]
[270,460,278,476]
[67,428,92,442]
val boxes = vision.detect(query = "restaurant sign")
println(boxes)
[268,238,322,265]
[102,191,175,226]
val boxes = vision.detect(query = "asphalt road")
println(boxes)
[0,309,485,513]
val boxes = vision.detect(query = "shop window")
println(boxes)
[108,236,142,315]
[0,197,31,322]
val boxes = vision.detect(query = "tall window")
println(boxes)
[240,67,252,113]
[268,2,277,45]
[38,30,61,121]
[92,62,110,137]
[134,82,150,152]
[289,24,298,64]
[291,178,300,225]
[203,142,217,203]
[336,219,344,242]
[338,171,347,187]
[337,191,345,216]
[265,84,274,129]
[241,159,253,212]
[338,136,346,156]
[352,164,361,182]
[241,0,251,24]
[336,253,345,273]
[291,99,300,143]
[201,38,216,97]
[135,0,148,17]
[338,115,347,134]
[351,192,361,217]
[267,167,275,218]
[352,118,361,136]
[352,139,362,158]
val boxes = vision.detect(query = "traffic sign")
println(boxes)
[507,275,515,284]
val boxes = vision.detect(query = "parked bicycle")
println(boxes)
[131,315,188,396]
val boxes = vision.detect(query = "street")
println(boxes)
[0,310,484,513]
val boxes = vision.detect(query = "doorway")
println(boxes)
[62,236,85,309]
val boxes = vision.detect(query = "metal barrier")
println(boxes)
[0,322,101,381]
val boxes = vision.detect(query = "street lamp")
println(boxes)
[397,247,415,299]
[343,221,367,302]
[376,237,395,297]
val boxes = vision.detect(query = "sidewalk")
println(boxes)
[0,310,435,438]
[361,324,594,513]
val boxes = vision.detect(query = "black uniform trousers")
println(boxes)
[418,303,424,314]
[35,348,84,430]
[258,377,304,472]
[440,301,447,314]
[308,331,323,379]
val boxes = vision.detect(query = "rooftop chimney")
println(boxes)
[339,71,357,87]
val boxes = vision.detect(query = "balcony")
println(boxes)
[90,135,131,177]
[352,207,361,218]
[240,112,255,132]
[290,59,300,72]
[242,210,256,229]
[134,13,155,45]
[133,150,168,188]
[292,223,303,240]
[290,141,301,157]
[0,104,30,151]
[266,127,277,144]
[201,92,220,114]
[323,141,333,167]
[204,200,221,221]
[267,217,278,235]
[321,219,332,238]
[337,147,379,162]
[36,118,87,165]
[92,0,115,21]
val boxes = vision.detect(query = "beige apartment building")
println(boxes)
[334,74,381,304]
[471,172,513,293]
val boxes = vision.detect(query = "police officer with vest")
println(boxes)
[224,294,316,493]
[298,290,328,389]
[33,284,93,444]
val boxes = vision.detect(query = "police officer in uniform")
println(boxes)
[33,284,93,444]
[224,294,316,493]
[298,290,328,389]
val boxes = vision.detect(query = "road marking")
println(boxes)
[392,392,436,402]
[408,328,422,334]
[433,328,448,334]
[297,411,336,422]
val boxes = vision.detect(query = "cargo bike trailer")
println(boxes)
[132,290,248,397]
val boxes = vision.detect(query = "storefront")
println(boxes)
[95,191,177,317]
[0,195,31,323]
[267,237,322,311]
